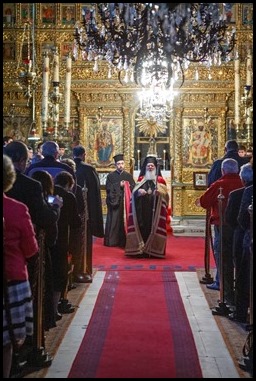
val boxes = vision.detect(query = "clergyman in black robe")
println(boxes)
[104,154,135,248]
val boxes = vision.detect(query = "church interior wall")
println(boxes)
[3,3,253,218]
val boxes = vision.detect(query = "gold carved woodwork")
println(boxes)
[3,3,253,219]
[172,187,183,216]
[100,189,107,215]
[169,97,228,217]
[184,65,237,83]
[184,190,207,216]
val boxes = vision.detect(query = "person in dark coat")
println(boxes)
[5,141,60,230]
[31,170,62,330]
[25,141,76,184]
[236,184,253,323]
[207,140,250,186]
[52,171,82,318]
[225,163,253,323]
[61,158,87,284]
[73,145,104,283]
[104,154,135,248]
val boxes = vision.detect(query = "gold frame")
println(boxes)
[85,116,123,170]
[182,116,219,169]
[20,3,33,23]
[22,43,33,61]
[98,171,111,187]
[80,4,95,22]
[193,172,208,190]
[223,3,237,24]
[3,3,15,24]
[41,4,56,24]
[41,42,56,56]
[61,42,73,60]
[3,43,16,60]
[61,4,76,25]
[242,3,253,25]
[100,188,107,215]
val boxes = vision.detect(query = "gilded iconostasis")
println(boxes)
[3,3,253,217]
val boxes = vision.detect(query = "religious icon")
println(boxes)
[3,43,15,60]
[42,4,55,23]
[242,4,253,25]
[61,5,75,25]
[223,3,236,24]
[183,118,217,168]
[193,172,208,189]
[95,121,114,165]
[87,116,122,168]
[188,122,212,165]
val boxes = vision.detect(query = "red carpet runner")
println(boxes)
[93,235,214,271]
[68,270,203,378]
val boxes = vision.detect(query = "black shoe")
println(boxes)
[68,283,77,291]
[228,312,247,323]
[59,298,70,306]
[55,312,62,321]
[74,273,92,283]
[60,306,75,314]
[58,304,75,314]
[58,301,71,311]
[135,254,144,258]
[58,299,76,313]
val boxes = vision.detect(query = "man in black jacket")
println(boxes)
[5,141,61,229]
[225,163,253,323]
[26,141,76,183]
[207,140,250,186]
[73,145,104,283]
[104,154,135,248]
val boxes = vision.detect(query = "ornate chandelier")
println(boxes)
[73,3,236,87]
[137,83,178,125]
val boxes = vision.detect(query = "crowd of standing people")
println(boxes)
[3,136,253,377]
[195,140,253,324]
[3,139,104,377]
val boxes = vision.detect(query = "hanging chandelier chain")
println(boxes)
[73,3,236,90]
[16,4,39,105]
[16,23,28,71]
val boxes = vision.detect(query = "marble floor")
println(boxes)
[42,271,242,379]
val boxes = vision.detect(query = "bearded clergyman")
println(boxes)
[125,156,169,258]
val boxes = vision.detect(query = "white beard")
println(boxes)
[145,169,156,181]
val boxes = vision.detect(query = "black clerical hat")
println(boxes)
[143,156,157,166]
[139,155,161,177]
[113,154,124,163]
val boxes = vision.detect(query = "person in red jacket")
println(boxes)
[195,158,243,306]
[3,154,39,378]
